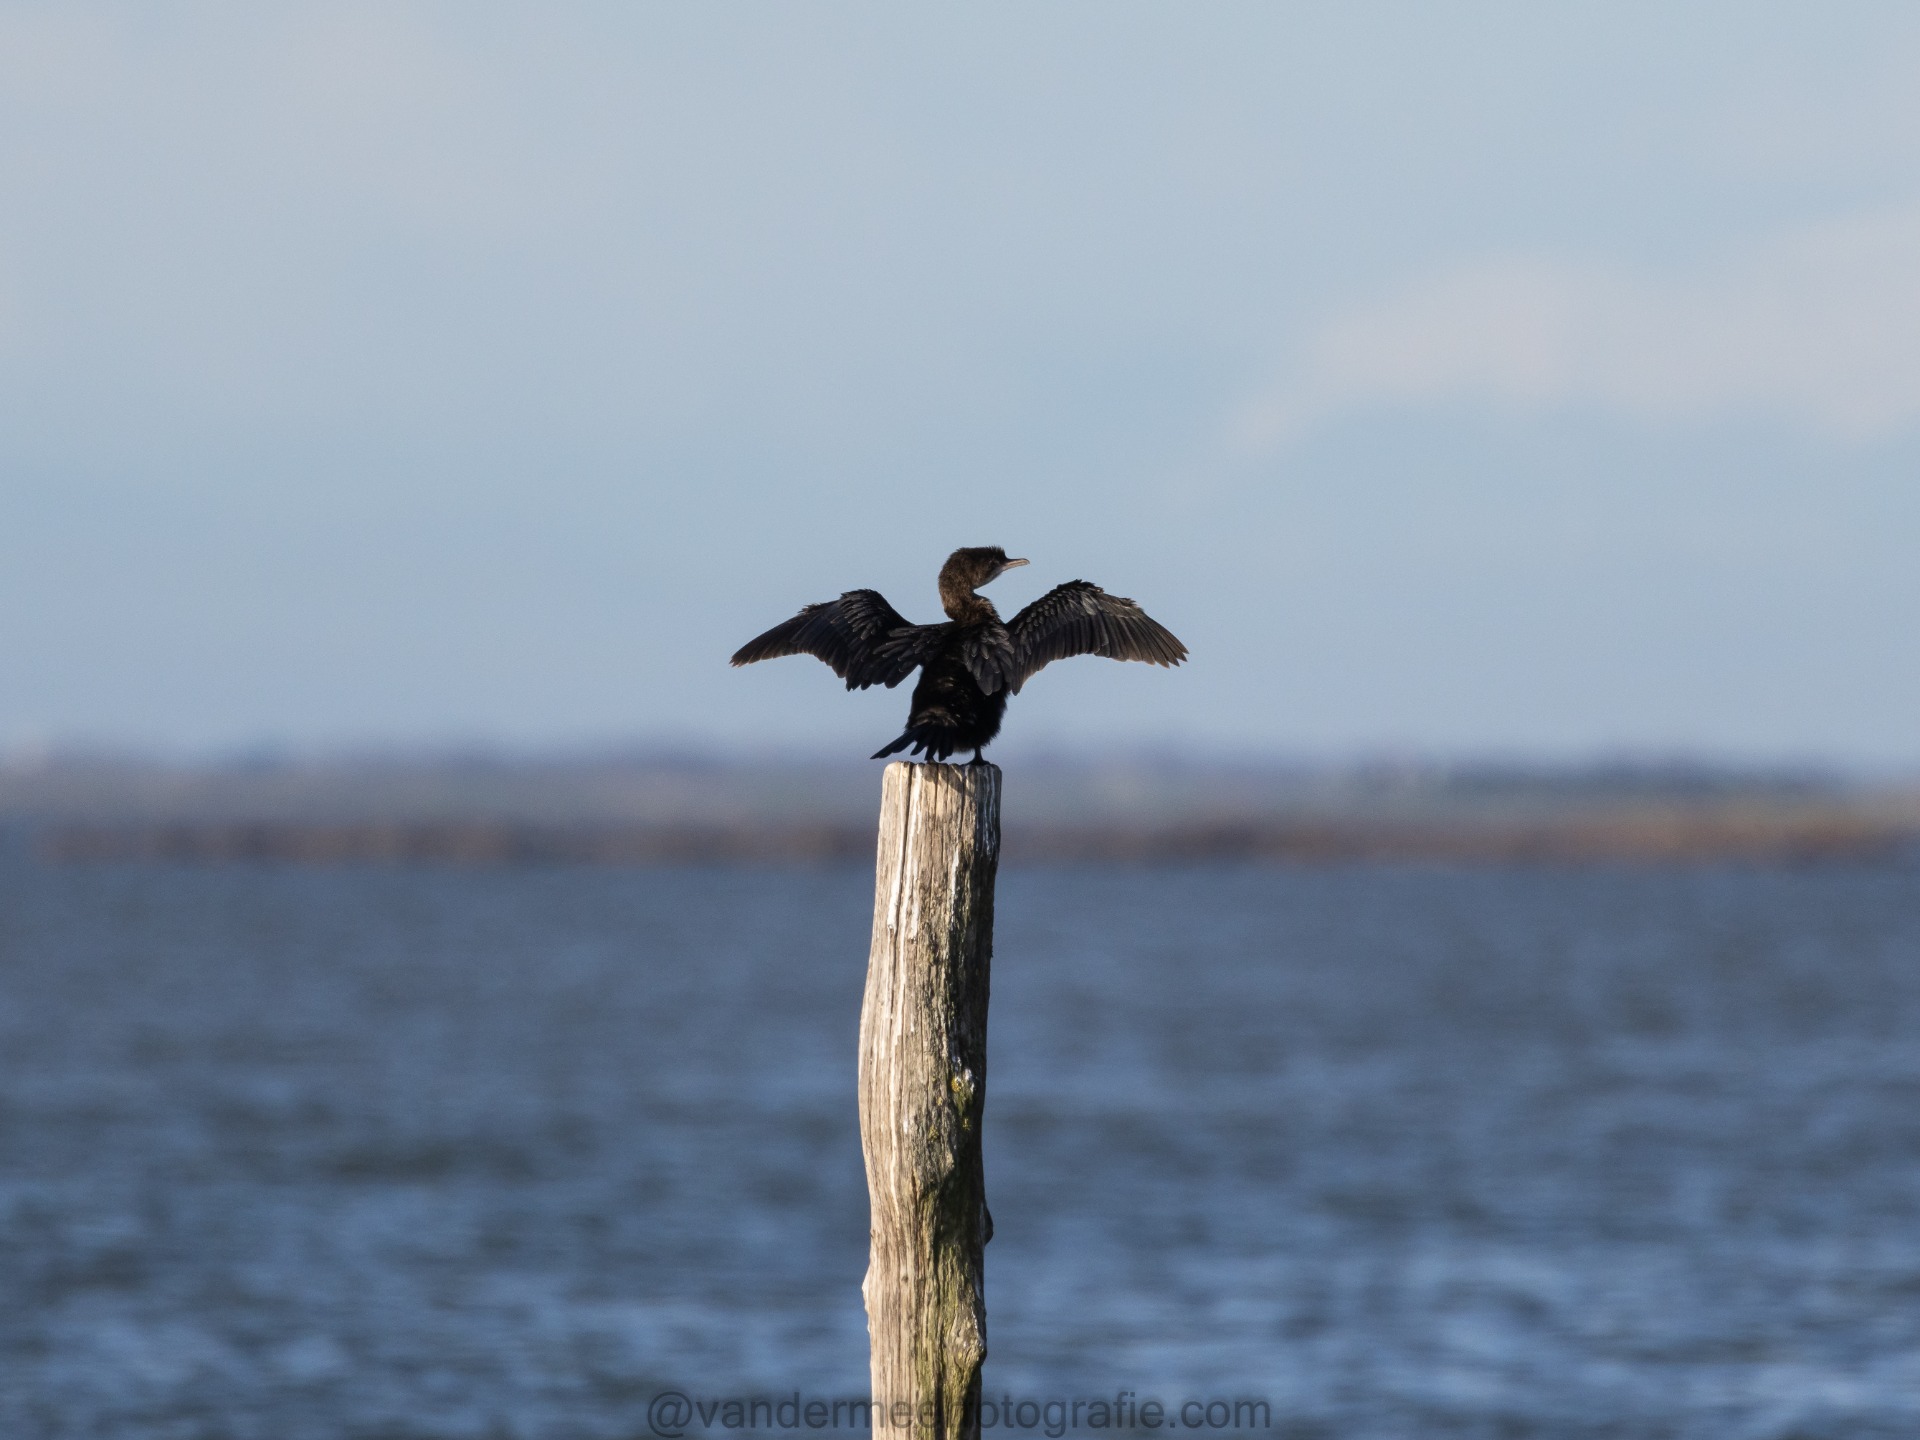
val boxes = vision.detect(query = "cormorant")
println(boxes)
[730,547,1187,762]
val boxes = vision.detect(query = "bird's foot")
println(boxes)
[968,750,987,766]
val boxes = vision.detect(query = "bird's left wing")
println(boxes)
[730,589,942,690]
[1005,581,1187,694]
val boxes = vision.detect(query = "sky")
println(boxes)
[4,3,1920,763]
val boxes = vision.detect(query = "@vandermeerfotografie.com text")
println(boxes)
[647,1391,1277,1436]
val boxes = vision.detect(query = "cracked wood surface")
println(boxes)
[860,762,999,1440]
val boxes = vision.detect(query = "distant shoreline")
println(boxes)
[37,807,1915,867]
[11,753,1917,867]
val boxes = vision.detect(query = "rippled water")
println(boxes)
[3,847,1919,1439]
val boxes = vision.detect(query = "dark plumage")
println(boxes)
[730,547,1187,762]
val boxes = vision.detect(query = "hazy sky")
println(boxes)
[5,4,1920,761]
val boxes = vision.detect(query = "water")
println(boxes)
[3,850,1919,1439]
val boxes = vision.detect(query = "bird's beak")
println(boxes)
[1003,557,1029,569]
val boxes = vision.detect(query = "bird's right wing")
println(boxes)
[1005,581,1187,693]
[730,590,943,690]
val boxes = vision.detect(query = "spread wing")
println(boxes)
[730,590,942,690]
[1005,581,1187,694]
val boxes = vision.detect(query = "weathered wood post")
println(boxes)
[860,760,999,1440]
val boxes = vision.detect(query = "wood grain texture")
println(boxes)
[860,761,1000,1440]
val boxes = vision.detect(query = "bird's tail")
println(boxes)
[871,727,964,761]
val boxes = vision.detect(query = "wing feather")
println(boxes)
[730,590,940,690]
[1005,581,1187,693]
[955,624,1019,694]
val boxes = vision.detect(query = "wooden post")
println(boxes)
[860,761,999,1440]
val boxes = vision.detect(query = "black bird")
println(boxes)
[731,547,1187,762]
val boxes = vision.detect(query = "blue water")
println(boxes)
[3,851,1919,1439]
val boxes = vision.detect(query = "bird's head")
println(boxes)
[942,546,1029,593]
